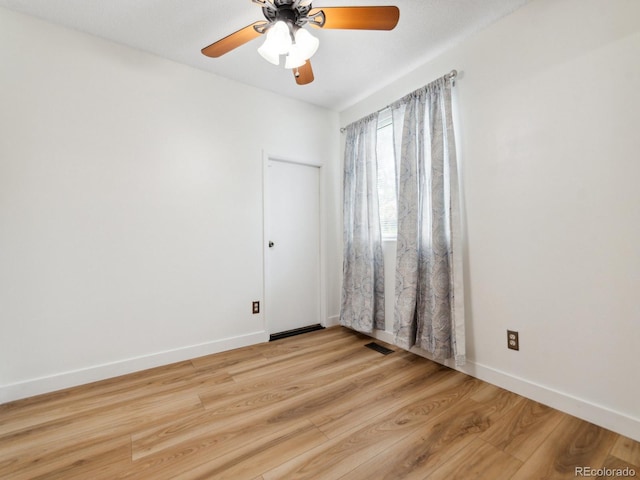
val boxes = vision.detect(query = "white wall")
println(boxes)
[0,7,341,402]
[341,0,640,441]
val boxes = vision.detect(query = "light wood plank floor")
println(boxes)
[1,327,639,479]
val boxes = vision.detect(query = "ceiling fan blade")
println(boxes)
[309,6,399,30]
[294,61,314,85]
[201,22,265,58]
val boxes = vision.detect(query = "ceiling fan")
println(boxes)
[201,0,400,85]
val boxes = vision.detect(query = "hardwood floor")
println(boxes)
[1,326,638,479]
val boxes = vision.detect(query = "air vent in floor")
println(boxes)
[365,342,394,355]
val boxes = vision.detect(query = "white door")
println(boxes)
[265,159,321,334]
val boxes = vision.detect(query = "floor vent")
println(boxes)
[269,324,325,342]
[365,342,394,355]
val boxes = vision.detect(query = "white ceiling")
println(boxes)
[0,0,531,111]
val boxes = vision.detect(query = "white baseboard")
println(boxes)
[325,315,340,327]
[371,329,395,345]
[463,360,640,442]
[369,329,640,442]
[0,331,269,404]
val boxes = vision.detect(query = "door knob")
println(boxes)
[268,241,274,248]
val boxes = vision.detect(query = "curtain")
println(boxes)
[392,76,465,366]
[340,113,385,333]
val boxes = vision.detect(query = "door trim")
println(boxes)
[262,151,326,336]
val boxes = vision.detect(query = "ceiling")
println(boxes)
[0,0,531,111]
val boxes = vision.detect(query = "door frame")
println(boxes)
[262,151,326,336]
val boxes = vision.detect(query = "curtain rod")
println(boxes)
[340,69,458,133]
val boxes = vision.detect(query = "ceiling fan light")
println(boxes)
[268,21,292,55]
[294,28,319,60]
[284,47,306,69]
[258,38,280,65]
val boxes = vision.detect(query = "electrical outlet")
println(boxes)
[507,330,519,351]
[252,301,260,314]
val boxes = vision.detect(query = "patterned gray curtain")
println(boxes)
[340,113,385,333]
[392,76,465,366]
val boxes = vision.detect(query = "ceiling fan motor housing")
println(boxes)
[256,0,325,33]
[263,0,312,26]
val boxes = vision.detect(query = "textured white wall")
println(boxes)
[341,0,640,440]
[0,7,341,401]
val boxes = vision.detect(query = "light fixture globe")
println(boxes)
[258,20,293,65]
[284,46,306,69]
[268,21,292,54]
[258,39,280,65]
[294,28,319,60]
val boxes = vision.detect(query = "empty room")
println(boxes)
[1,0,639,478]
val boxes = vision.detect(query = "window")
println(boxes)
[376,109,397,239]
